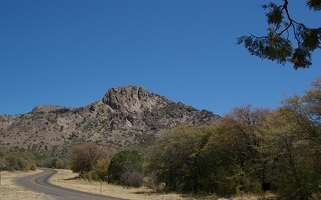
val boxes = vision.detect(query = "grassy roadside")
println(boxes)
[0,170,48,200]
[49,169,276,200]
[1,169,277,200]
[50,169,190,200]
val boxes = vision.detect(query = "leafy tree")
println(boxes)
[70,143,110,175]
[282,77,321,141]
[201,105,271,196]
[3,153,36,171]
[91,158,110,181]
[108,150,143,187]
[262,108,321,199]
[237,0,321,69]
[263,77,321,199]
[144,125,216,192]
[280,78,321,189]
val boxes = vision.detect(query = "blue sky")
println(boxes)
[1,0,320,116]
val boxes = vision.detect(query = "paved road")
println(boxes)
[16,168,125,200]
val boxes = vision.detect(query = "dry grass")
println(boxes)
[1,169,277,200]
[0,170,52,200]
[50,169,277,200]
[50,169,192,200]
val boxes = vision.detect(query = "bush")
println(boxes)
[0,158,8,171]
[70,143,110,174]
[91,158,110,181]
[121,170,144,187]
[108,150,143,187]
[144,125,216,192]
[3,153,37,171]
[44,157,69,169]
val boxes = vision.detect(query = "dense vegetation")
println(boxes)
[108,150,143,187]
[144,77,321,199]
[2,77,321,199]
[69,143,114,181]
[65,77,321,199]
[0,152,36,171]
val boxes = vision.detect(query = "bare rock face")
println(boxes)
[102,85,161,112]
[0,86,220,156]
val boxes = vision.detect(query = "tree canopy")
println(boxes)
[237,0,321,69]
[70,143,110,174]
[107,150,144,187]
[144,78,321,198]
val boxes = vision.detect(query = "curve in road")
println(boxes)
[16,168,125,200]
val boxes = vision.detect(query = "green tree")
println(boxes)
[201,105,271,196]
[4,153,36,171]
[282,77,321,142]
[145,125,216,192]
[262,108,321,199]
[91,158,110,181]
[237,0,321,69]
[281,78,321,187]
[108,150,143,187]
[263,77,321,199]
[70,143,110,175]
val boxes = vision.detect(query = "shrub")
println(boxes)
[4,153,37,171]
[91,158,110,181]
[108,150,143,187]
[70,143,109,174]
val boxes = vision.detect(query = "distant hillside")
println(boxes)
[0,85,220,157]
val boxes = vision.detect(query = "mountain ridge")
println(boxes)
[0,85,220,156]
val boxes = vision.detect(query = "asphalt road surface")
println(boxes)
[16,168,125,200]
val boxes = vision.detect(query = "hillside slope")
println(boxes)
[0,86,220,156]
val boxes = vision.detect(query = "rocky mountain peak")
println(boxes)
[0,85,220,155]
[102,85,168,113]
